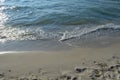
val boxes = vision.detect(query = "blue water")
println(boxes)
[0,0,120,51]
[2,0,120,26]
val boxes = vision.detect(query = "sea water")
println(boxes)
[0,0,120,51]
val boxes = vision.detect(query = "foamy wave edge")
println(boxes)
[0,23,120,43]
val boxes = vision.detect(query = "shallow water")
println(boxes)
[0,0,120,51]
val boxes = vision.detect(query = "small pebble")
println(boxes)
[0,73,4,78]
[74,67,86,73]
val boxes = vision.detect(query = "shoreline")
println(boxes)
[0,33,120,52]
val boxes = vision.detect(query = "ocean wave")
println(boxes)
[59,23,120,41]
[0,25,60,43]
[0,23,120,43]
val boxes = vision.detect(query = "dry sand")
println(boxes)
[0,43,120,80]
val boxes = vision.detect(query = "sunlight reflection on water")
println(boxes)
[0,0,5,3]
[0,6,8,26]
[0,1,9,43]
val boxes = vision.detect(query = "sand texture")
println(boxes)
[0,43,120,80]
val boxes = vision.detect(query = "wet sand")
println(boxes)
[0,43,120,80]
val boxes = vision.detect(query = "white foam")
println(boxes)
[0,23,120,43]
[59,23,120,41]
[0,26,60,43]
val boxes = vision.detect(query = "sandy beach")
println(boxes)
[0,43,120,80]
[1,0,120,79]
